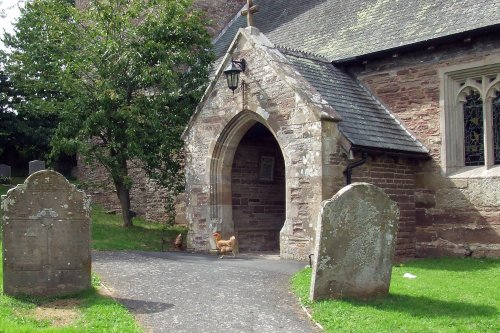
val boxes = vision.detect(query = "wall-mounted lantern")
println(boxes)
[223,58,246,94]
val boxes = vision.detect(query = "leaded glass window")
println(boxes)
[463,91,484,166]
[493,91,500,164]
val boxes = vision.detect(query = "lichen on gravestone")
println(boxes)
[310,182,399,301]
[1,170,92,297]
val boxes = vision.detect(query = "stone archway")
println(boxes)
[231,123,286,252]
[209,111,286,252]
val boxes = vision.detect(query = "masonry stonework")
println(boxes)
[183,29,342,260]
[74,2,500,259]
[347,155,419,259]
[76,157,186,225]
[356,36,500,257]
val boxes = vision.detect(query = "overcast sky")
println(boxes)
[0,0,27,50]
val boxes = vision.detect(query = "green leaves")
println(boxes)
[3,0,213,225]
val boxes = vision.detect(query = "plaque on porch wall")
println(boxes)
[259,156,274,181]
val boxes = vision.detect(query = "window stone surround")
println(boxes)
[439,55,500,177]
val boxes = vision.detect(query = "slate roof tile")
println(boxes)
[214,0,500,61]
[282,51,428,154]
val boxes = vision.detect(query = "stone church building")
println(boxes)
[182,0,500,260]
[78,0,500,260]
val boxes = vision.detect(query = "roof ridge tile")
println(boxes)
[276,45,330,63]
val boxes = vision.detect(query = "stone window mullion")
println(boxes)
[454,99,466,168]
[485,79,500,166]
[484,95,494,167]
[493,91,500,164]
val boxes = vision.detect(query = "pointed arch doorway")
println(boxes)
[210,112,286,253]
[232,123,285,251]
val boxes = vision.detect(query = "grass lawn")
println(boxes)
[0,265,143,333]
[91,206,187,252]
[292,258,500,333]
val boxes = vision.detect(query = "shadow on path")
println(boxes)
[114,298,175,314]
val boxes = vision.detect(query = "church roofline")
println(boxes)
[212,0,500,64]
[332,23,500,65]
[275,46,329,64]
[212,2,247,46]
[182,27,342,140]
[350,144,430,159]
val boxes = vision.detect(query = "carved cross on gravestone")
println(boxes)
[241,0,259,27]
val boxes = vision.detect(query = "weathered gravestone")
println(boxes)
[310,182,399,300]
[29,160,46,175]
[1,170,91,296]
[0,164,11,179]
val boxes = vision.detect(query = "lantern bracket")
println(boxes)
[232,58,246,72]
[223,58,247,94]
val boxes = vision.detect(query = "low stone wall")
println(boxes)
[75,157,187,225]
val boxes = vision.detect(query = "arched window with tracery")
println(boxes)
[493,90,500,164]
[463,90,484,166]
[442,64,500,174]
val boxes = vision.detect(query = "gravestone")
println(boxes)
[1,170,91,296]
[29,160,46,175]
[0,164,11,178]
[310,182,399,300]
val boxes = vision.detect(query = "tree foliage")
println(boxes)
[1,0,71,167]
[1,53,58,164]
[0,64,15,157]
[4,0,214,226]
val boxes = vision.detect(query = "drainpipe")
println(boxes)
[344,152,368,185]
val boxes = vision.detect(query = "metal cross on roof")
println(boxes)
[241,0,259,27]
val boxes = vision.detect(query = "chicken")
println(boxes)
[174,233,183,250]
[213,232,238,258]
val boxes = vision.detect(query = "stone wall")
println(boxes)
[354,35,500,257]
[347,155,419,259]
[73,3,500,258]
[76,157,186,225]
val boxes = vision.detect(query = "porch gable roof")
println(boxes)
[182,27,341,140]
[282,49,428,155]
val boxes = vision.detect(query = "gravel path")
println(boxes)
[93,251,321,333]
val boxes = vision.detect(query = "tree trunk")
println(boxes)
[115,179,133,227]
